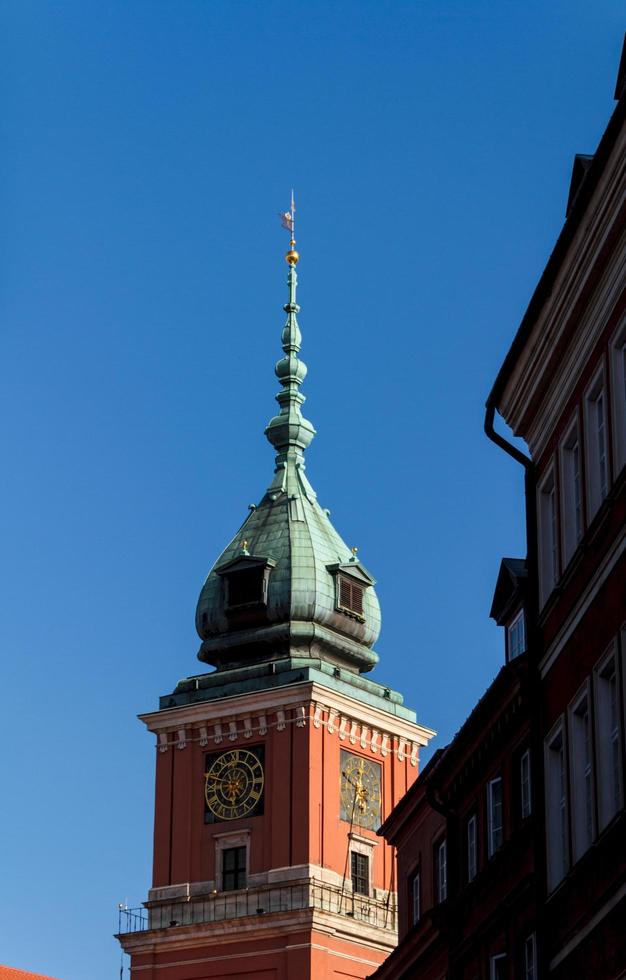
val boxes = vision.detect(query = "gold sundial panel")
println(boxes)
[340,750,382,831]
[204,746,265,823]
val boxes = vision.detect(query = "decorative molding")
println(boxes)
[141,680,435,758]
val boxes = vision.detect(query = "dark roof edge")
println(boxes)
[486,78,626,411]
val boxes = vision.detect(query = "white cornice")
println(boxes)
[499,127,626,447]
[138,678,434,760]
[540,523,626,678]
[119,910,396,960]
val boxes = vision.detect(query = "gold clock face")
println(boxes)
[340,750,382,830]
[204,747,265,822]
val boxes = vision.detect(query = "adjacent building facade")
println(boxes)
[117,227,433,978]
[370,34,626,980]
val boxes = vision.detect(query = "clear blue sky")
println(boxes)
[0,3,623,977]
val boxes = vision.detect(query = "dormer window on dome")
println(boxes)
[327,560,375,624]
[215,554,277,613]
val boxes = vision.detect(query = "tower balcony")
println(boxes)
[117,878,397,938]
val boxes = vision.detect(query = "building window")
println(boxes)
[520,750,532,819]
[610,322,626,474]
[467,814,477,882]
[570,687,594,861]
[560,419,584,565]
[338,575,364,617]
[595,647,623,831]
[490,953,507,980]
[507,609,526,661]
[524,933,537,980]
[351,851,369,896]
[436,838,447,902]
[585,371,610,519]
[538,467,559,604]
[222,846,247,891]
[488,777,503,857]
[410,869,421,925]
[545,723,568,890]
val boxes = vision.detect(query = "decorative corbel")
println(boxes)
[328,709,338,734]
[199,726,209,747]
[398,738,407,761]
[177,729,187,750]
[158,733,169,753]
[276,709,286,732]
[313,704,323,729]
[228,721,238,741]
[410,743,419,767]
[213,722,223,744]
[360,725,369,749]
[370,730,380,754]
[243,717,253,738]
[258,714,268,736]
[381,734,389,757]
[296,705,307,727]
[349,721,357,744]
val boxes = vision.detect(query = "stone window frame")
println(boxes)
[213,829,251,892]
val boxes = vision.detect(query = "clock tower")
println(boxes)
[118,212,434,979]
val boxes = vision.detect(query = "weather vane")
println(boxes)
[280,190,299,265]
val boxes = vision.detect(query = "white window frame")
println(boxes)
[348,832,376,897]
[411,869,420,925]
[487,776,503,857]
[559,414,584,566]
[594,642,623,831]
[467,814,477,882]
[538,465,559,606]
[524,933,537,980]
[507,608,526,661]
[213,829,250,892]
[520,749,532,819]
[545,719,569,891]
[490,953,507,980]
[585,366,610,520]
[568,681,595,862]
[436,838,447,902]
[610,317,626,476]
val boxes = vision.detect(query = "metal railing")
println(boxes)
[117,880,396,935]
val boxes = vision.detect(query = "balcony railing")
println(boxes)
[117,880,396,936]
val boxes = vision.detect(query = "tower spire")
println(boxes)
[265,193,316,474]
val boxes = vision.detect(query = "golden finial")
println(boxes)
[350,546,358,562]
[241,539,250,554]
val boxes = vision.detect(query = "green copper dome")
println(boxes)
[195,235,381,674]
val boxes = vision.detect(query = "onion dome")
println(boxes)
[195,204,381,674]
